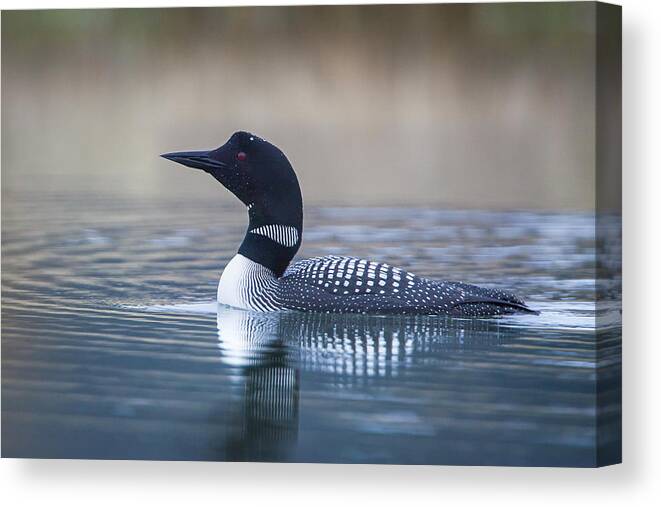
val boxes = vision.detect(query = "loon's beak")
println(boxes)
[160,150,226,173]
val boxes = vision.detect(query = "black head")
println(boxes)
[162,131,303,276]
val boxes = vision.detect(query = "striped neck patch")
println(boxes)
[249,224,299,248]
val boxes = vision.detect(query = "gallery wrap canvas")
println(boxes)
[1,2,621,467]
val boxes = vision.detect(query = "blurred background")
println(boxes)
[3,3,597,209]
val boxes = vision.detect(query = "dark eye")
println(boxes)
[236,151,247,162]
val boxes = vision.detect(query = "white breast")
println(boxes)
[217,254,281,311]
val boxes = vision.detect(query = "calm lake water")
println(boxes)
[1,192,621,466]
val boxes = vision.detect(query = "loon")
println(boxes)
[162,131,536,317]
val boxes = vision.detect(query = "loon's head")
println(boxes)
[162,131,303,277]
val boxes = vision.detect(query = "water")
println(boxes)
[1,192,621,465]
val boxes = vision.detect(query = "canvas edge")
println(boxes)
[595,0,622,468]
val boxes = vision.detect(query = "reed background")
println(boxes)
[2,3,603,209]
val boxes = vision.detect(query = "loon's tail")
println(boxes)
[448,282,539,317]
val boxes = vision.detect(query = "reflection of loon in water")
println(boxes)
[215,306,509,461]
[217,309,300,461]
[162,131,537,317]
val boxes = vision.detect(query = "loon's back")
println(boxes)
[276,256,534,316]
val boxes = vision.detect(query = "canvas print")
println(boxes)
[1,2,621,466]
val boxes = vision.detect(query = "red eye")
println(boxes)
[236,151,247,162]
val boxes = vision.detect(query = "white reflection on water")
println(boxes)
[189,304,610,461]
